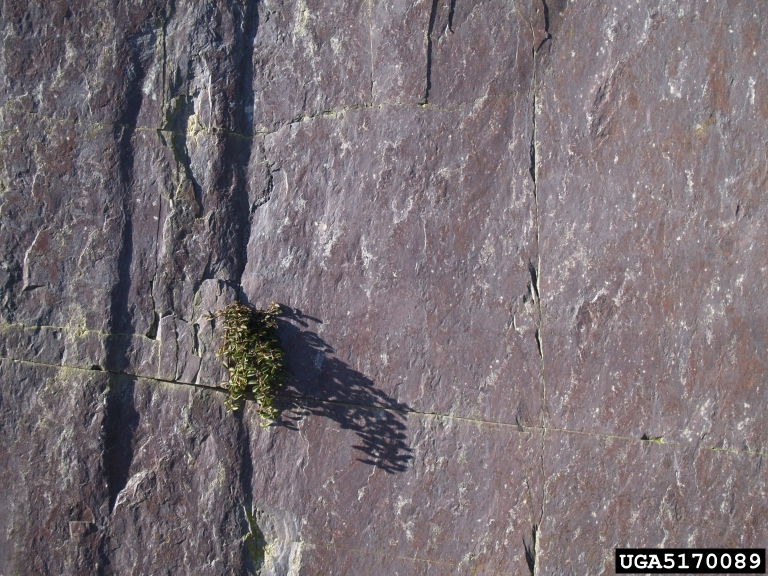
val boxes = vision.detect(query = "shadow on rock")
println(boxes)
[102,375,140,513]
[274,306,413,474]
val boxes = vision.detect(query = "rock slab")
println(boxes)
[1,0,766,574]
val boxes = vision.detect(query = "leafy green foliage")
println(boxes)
[209,301,285,422]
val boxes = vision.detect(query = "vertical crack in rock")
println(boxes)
[533,330,542,358]
[527,1,550,571]
[524,524,538,575]
[528,261,542,359]
[109,120,135,358]
[145,280,159,339]
[448,0,456,33]
[536,427,546,573]
[102,12,159,528]
[152,3,174,316]
[238,0,260,140]
[102,376,139,513]
[161,5,170,112]
[150,171,163,324]
[527,0,548,424]
[424,0,440,103]
[108,19,155,369]
[252,153,275,217]
[236,413,257,571]
[227,0,261,290]
[523,472,544,575]
[528,90,537,191]
[536,0,551,51]
[367,0,375,104]
[152,4,168,328]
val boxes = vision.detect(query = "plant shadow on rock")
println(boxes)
[272,306,413,474]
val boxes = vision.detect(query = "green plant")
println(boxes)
[242,505,267,569]
[209,301,285,422]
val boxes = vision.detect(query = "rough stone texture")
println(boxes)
[1,0,766,574]
[539,432,768,573]
[0,361,109,575]
[537,0,768,452]
[247,99,540,425]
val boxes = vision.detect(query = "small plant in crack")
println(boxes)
[242,505,267,569]
[208,301,285,424]
[640,434,663,443]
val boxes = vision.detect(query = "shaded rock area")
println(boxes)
[0,0,766,574]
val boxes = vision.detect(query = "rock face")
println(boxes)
[0,0,766,574]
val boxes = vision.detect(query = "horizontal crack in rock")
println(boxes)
[2,356,765,458]
[1,91,528,140]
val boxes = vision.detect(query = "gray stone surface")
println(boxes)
[0,361,109,574]
[537,0,768,453]
[539,432,768,573]
[1,0,766,574]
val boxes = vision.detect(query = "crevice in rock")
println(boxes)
[524,524,537,575]
[109,122,135,366]
[105,234,146,370]
[448,0,456,33]
[536,0,551,51]
[424,0,440,103]
[527,4,547,422]
[238,0,260,140]
[102,376,139,513]
[4,355,226,392]
[107,23,152,375]
[534,329,542,359]
[367,0,375,104]
[236,410,258,572]
[527,4,549,571]
[528,260,540,302]
[536,430,546,572]
[191,321,200,357]
[145,280,159,339]
[528,94,537,190]
[160,1,174,116]
[0,321,147,339]
[640,434,664,443]
[226,0,261,291]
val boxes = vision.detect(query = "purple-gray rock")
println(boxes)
[1,0,766,574]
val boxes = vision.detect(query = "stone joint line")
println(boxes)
[1,355,764,460]
[0,92,524,143]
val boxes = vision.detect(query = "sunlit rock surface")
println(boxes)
[1,1,766,574]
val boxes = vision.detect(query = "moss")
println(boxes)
[242,505,267,570]
[640,434,663,443]
[209,301,285,423]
